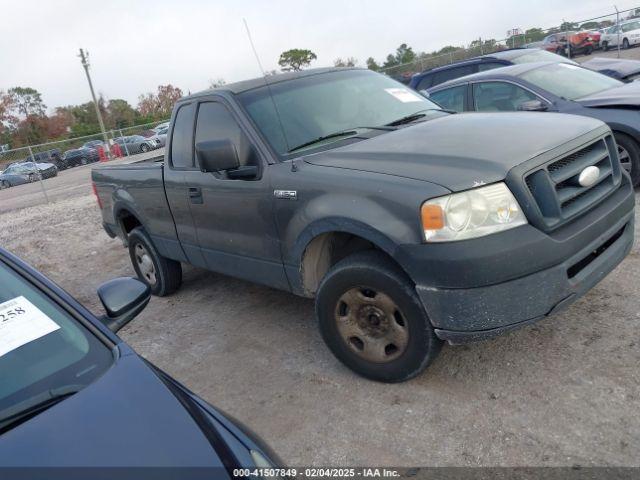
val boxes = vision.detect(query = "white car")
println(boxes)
[601,20,640,50]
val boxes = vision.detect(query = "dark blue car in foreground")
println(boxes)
[0,248,280,479]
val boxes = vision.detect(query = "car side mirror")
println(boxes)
[196,139,240,173]
[97,278,151,333]
[518,100,548,112]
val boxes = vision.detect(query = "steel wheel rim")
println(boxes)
[334,287,409,363]
[618,145,632,173]
[134,243,157,285]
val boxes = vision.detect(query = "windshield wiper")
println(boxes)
[287,127,394,153]
[0,385,80,433]
[385,108,454,127]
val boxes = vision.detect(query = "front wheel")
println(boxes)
[614,132,640,186]
[584,45,593,55]
[0,180,10,189]
[623,38,630,49]
[140,144,150,153]
[315,251,442,383]
[602,41,609,51]
[28,173,37,182]
[128,227,182,296]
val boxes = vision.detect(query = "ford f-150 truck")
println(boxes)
[92,67,635,382]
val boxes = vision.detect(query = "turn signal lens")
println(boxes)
[421,204,444,230]
[421,182,527,242]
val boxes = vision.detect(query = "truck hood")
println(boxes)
[303,113,603,191]
[576,81,640,107]
[0,353,222,467]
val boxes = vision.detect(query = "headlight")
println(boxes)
[421,182,527,242]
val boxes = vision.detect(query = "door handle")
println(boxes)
[188,187,203,204]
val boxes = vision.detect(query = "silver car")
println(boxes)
[114,135,158,155]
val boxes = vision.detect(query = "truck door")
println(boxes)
[163,101,207,268]
[182,99,289,290]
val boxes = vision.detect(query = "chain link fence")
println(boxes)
[380,6,640,81]
[0,120,169,201]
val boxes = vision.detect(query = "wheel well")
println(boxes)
[117,209,142,238]
[300,232,399,297]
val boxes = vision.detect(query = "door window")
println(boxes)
[195,102,253,167]
[472,82,539,112]
[431,65,475,87]
[429,85,466,112]
[170,103,196,168]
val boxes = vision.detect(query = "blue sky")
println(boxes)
[0,0,637,110]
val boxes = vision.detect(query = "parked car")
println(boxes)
[24,149,64,170]
[409,48,575,91]
[62,147,99,167]
[82,139,105,151]
[426,61,640,185]
[0,164,38,189]
[541,31,596,56]
[92,67,634,382]
[0,248,281,470]
[411,48,640,92]
[114,135,158,155]
[149,126,169,148]
[20,161,58,179]
[600,20,640,50]
[153,121,170,132]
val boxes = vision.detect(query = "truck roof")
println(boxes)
[184,67,363,98]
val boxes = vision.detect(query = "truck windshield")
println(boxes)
[238,69,444,155]
[0,259,113,433]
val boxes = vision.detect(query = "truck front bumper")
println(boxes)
[400,178,635,344]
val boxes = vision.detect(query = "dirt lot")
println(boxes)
[0,150,638,467]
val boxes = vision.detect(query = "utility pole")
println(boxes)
[78,48,110,155]
[615,5,621,58]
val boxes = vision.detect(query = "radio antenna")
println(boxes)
[242,18,291,153]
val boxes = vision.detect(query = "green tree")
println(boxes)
[524,28,546,42]
[137,84,183,118]
[366,57,380,71]
[334,57,358,67]
[395,43,416,64]
[7,87,46,117]
[106,99,137,129]
[278,49,317,71]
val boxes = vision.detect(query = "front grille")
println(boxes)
[523,135,621,230]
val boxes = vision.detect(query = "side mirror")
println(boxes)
[196,139,240,173]
[518,100,548,112]
[97,278,151,333]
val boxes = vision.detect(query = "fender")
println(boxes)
[285,217,412,296]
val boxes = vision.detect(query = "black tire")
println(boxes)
[0,180,10,189]
[584,45,593,55]
[602,41,609,51]
[555,47,564,56]
[140,143,150,153]
[623,38,630,49]
[81,156,88,165]
[28,173,37,182]
[614,132,640,187]
[128,227,182,296]
[315,250,442,383]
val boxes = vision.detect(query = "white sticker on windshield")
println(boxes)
[0,296,60,358]
[385,88,423,103]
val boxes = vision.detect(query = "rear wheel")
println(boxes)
[316,250,442,383]
[584,45,593,55]
[80,157,88,165]
[623,38,630,49]
[128,227,182,296]
[0,180,10,189]
[614,132,640,186]
[140,143,150,153]
[602,41,609,51]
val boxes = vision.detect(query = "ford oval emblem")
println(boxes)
[578,166,600,187]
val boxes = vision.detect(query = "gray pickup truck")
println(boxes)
[93,67,635,382]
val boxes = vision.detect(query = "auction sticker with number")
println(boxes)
[384,88,423,103]
[0,296,60,358]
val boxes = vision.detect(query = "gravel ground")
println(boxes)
[1,185,639,467]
